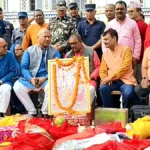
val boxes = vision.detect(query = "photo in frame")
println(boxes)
[48,57,91,115]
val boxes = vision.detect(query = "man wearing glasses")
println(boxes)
[0,38,18,117]
[65,33,100,105]
[11,12,28,45]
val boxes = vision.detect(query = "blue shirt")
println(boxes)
[0,51,18,86]
[78,19,105,46]
[19,48,60,88]
[0,20,6,37]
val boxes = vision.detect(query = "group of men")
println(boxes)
[1,0,150,117]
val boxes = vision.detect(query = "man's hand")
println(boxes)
[0,80,3,85]
[37,77,47,86]
[100,76,112,85]
[90,76,95,81]
[30,78,39,88]
[57,45,65,52]
[132,57,138,68]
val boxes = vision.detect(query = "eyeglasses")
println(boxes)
[0,43,8,49]
[15,48,23,51]
[19,16,26,20]
[69,41,79,46]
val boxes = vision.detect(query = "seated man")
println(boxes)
[135,47,150,104]
[65,33,100,105]
[99,28,137,108]
[0,38,18,116]
[13,29,60,117]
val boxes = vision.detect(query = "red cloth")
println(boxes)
[53,127,95,148]
[18,118,78,140]
[136,20,147,63]
[95,122,126,134]
[85,141,137,150]
[144,24,150,51]
[48,121,78,140]
[3,133,54,150]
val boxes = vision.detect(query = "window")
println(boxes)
[52,0,57,10]
[74,0,87,10]
[30,0,35,11]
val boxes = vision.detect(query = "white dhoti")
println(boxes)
[13,80,48,115]
[0,84,11,113]
[90,85,96,105]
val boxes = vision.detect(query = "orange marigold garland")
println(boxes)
[53,56,90,115]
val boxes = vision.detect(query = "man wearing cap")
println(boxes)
[48,0,75,58]
[68,2,85,28]
[22,9,48,51]
[0,8,14,49]
[78,3,105,60]
[11,11,28,45]
[103,1,141,72]
[128,1,147,83]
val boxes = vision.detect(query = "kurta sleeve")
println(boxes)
[22,27,31,51]
[90,51,100,80]
[110,47,132,80]
[99,55,108,80]
[21,50,32,81]
[132,23,141,60]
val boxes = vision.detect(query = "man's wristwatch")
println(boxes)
[0,80,3,85]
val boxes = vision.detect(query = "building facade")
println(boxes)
[1,0,150,23]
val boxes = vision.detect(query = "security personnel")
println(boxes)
[78,4,105,60]
[68,2,85,28]
[0,8,14,49]
[11,12,28,45]
[48,0,75,58]
[0,20,6,38]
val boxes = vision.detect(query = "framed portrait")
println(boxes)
[48,57,91,115]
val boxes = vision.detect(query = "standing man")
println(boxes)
[0,8,14,49]
[128,1,147,83]
[22,9,48,51]
[78,4,105,60]
[48,0,75,58]
[0,38,18,116]
[68,2,85,28]
[13,29,60,117]
[11,12,29,45]
[0,20,5,38]
[103,1,141,72]
[105,4,115,23]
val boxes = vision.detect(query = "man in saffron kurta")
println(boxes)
[22,9,48,51]
[13,29,60,116]
[65,33,100,105]
[103,1,141,67]
[99,29,136,108]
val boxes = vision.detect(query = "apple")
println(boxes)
[54,116,65,127]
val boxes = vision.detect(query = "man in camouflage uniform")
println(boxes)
[48,0,75,58]
[0,8,14,49]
